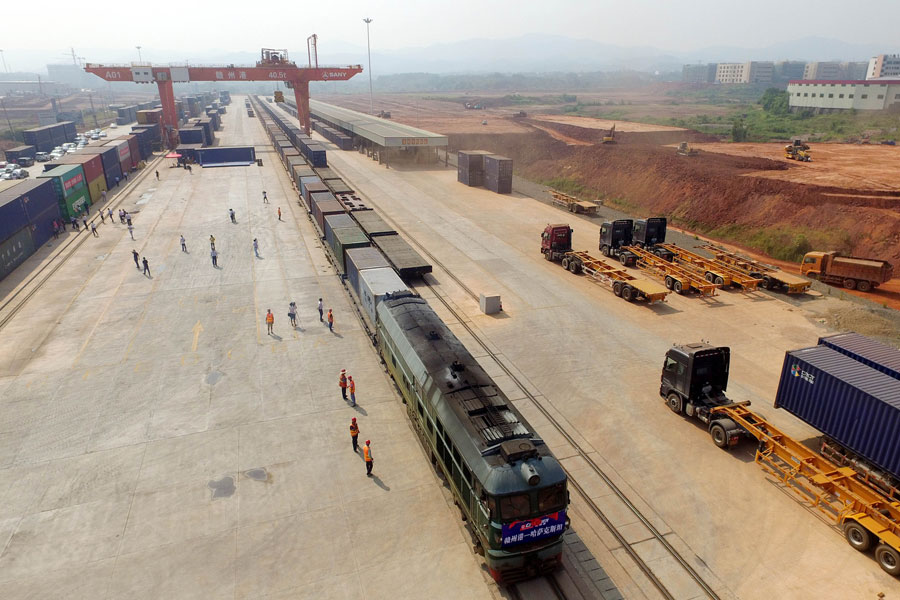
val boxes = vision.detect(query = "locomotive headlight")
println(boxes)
[520,462,540,486]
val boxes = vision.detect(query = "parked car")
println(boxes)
[11,169,29,179]
[0,161,6,169]
[35,152,51,162]
[110,123,118,128]
[0,172,12,180]
[99,131,107,137]
[91,134,100,140]
[4,163,19,172]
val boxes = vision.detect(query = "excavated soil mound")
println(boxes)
[450,127,900,266]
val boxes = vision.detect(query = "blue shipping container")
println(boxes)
[774,345,900,481]
[195,147,256,166]
[19,178,60,223]
[29,203,62,249]
[178,127,206,145]
[0,192,28,244]
[818,332,900,381]
[307,146,327,168]
[103,162,123,191]
[345,247,392,298]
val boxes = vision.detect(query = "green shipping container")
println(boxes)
[330,227,370,273]
[38,165,90,219]
[0,227,36,281]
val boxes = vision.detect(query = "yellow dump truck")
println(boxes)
[801,251,894,292]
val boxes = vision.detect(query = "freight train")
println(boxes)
[376,293,569,582]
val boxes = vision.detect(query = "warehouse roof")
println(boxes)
[309,100,447,148]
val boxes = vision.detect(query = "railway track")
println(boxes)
[508,573,570,600]
[0,156,162,331]
[321,162,725,600]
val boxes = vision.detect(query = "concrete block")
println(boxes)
[479,293,501,315]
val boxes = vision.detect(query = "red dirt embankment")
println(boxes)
[448,127,900,268]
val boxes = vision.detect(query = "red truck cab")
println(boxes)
[541,224,572,261]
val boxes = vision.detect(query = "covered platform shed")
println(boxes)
[308,100,448,165]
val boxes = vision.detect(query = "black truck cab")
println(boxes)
[599,219,637,266]
[660,343,744,447]
[633,217,674,261]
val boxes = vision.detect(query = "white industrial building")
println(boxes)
[788,79,900,112]
[867,54,900,79]
[715,61,773,84]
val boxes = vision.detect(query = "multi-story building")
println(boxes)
[788,79,900,112]
[682,63,717,83]
[775,61,807,83]
[844,62,870,80]
[803,62,842,80]
[715,61,773,84]
[867,54,900,79]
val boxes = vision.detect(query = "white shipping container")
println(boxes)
[358,267,409,325]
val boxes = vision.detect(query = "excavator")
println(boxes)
[601,124,616,144]
[784,139,812,162]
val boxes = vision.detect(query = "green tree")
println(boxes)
[732,119,749,142]
[759,88,790,115]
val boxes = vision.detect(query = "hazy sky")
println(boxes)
[2,0,898,70]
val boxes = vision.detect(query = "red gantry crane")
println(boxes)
[84,39,361,148]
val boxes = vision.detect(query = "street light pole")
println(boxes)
[0,49,8,73]
[136,46,143,63]
[363,18,374,115]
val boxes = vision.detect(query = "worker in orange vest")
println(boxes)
[350,417,359,452]
[265,309,274,335]
[363,440,374,476]
[327,308,334,332]
[348,375,356,407]
[339,369,348,400]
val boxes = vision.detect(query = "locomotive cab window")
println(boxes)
[538,483,566,512]
[499,494,531,520]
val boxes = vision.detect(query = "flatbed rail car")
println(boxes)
[700,243,811,293]
[625,245,719,296]
[560,251,669,304]
[548,190,600,215]
[658,244,762,292]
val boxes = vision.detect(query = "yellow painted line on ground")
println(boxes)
[191,320,203,352]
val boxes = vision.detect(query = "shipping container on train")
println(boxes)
[345,247,392,298]
[303,181,330,208]
[818,332,900,381]
[194,147,256,166]
[326,179,354,195]
[329,226,370,274]
[373,234,433,279]
[285,156,307,175]
[312,198,346,233]
[0,226,36,282]
[292,166,316,190]
[3,145,36,162]
[334,193,369,212]
[351,210,396,238]
[306,144,327,168]
[323,212,355,244]
[357,267,410,325]
[775,345,900,482]
[314,167,340,181]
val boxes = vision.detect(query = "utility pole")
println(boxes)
[136,46,143,63]
[1,96,14,140]
[363,17,374,115]
[88,93,99,128]
[0,49,8,73]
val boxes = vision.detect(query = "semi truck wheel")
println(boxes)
[666,393,682,414]
[600,245,610,257]
[710,423,729,448]
[856,280,872,292]
[613,282,623,296]
[561,258,570,270]
[673,281,684,294]
[664,276,674,290]
[569,260,580,274]
[622,286,634,302]
[705,273,715,283]
[843,521,873,552]
[714,276,725,286]
[875,544,900,576]
[843,278,856,290]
